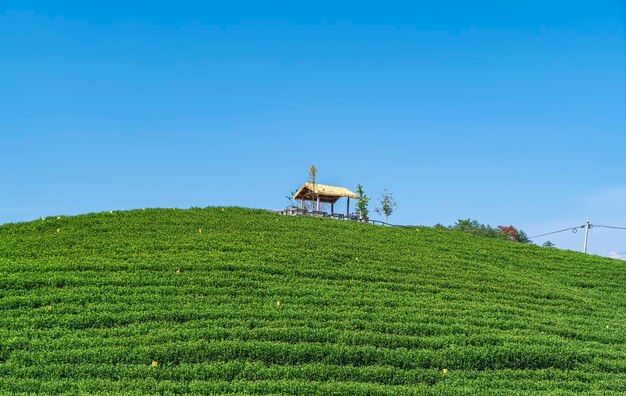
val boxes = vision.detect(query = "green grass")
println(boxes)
[0,207,624,395]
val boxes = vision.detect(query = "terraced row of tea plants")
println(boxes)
[0,207,624,395]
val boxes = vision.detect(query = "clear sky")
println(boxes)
[1,1,625,257]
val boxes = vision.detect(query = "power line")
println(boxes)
[529,225,585,239]
[531,223,626,239]
[593,224,626,231]
[529,221,626,256]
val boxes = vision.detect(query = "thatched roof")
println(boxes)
[293,183,358,204]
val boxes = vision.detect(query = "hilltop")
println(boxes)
[0,207,624,395]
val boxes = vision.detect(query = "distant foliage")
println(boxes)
[450,219,531,243]
[498,225,532,244]
[450,219,508,240]
[543,240,556,248]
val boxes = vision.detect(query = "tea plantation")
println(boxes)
[0,207,624,395]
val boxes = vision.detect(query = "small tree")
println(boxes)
[307,165,319,211]
[517,229,532,244]
[498,225,519,241]
[543,240,556,248]
[355,184,369,219]
[375,189,396,223]
[497,225,532,244]
[307,165,317,186]
[285,189,298,208]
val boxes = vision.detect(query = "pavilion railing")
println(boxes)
[274,208,405,228]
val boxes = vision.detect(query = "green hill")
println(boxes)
[0,207,624,395]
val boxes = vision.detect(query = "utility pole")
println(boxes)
[583,218,590,254]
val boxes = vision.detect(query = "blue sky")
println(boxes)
[1,1,625,257]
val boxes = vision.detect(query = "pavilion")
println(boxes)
[292,183,358,216]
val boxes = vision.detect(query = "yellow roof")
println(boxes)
[293,183,358,203]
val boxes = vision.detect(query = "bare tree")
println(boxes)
[308,165,320,211]
[285,190,298,209]
[375,189,397,223]
[307,165,317,186]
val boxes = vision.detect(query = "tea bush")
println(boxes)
[0,207,624,394]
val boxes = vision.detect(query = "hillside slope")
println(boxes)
[0,207,624,395]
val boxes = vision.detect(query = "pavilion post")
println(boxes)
[331,202,334,214]
[316,196,320,211]
[301,199,304,210]
[346,198,350,216]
